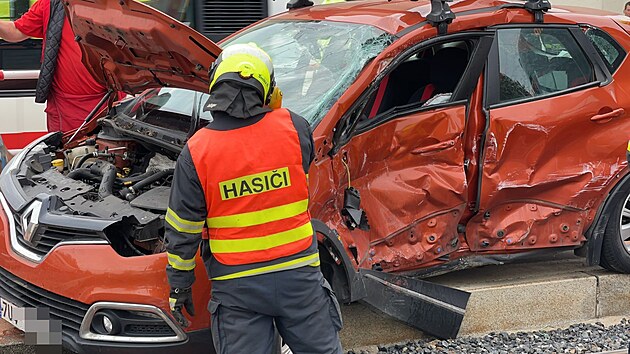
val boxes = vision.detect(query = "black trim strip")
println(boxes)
[0,90,36,97]
[474,36,498,214]
[488,81,600,110]
[570,26,612,84]
[452,34,495,102]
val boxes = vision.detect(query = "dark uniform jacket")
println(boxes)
[165,109,317,289]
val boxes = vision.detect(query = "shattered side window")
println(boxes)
[223,20,394,126]
[584,27,626,74]
[498,28,595,103]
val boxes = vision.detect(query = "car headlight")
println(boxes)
[0,147,27,179]
[0,133,58,208]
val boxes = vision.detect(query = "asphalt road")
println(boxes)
[0,345,71,354]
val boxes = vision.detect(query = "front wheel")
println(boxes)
[600,178,630,273]
[272,322,294,354]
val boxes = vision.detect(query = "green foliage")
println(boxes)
[0,1,9,20]
[0,0,37,20]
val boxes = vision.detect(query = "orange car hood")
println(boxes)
[63,0,222,95]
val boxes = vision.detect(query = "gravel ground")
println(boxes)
[348,319,630,354]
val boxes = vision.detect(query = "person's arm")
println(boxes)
[8,0,46,41]
[289,110,315,174]
[0,21,29,42]
[165,145,207,289]
[164,144,207,327]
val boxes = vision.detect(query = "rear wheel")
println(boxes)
[600,179,630,272]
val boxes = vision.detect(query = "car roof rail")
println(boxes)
[425,0,456,35]
[523,0,551,23]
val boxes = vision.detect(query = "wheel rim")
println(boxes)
[281,344,293,354]
[622,191,630,252]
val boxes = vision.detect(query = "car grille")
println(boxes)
[0,267,89,334]
[197,0,267,41]
[13,213,100,258]
[125,324,175,336]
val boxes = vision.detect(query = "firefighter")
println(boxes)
[165,43,343,354]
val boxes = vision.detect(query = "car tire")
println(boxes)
[600,178,630,273]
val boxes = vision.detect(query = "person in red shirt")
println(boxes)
[0,0,109,132]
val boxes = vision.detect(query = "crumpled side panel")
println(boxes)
[371,204,465,272]
[468,83,630,251]
[334,106,468,269]
[467,202,587,251]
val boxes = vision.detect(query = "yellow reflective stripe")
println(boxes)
[165,208,204,234]
[167,252,196,271]
[169,298,177,311]
[210,222,313,253]
[627,141,630,152]
[211,253,320,280]
[206,199,308,228]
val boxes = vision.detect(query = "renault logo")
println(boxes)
[21,201,42,245]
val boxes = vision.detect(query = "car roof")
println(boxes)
[274,0,620,34]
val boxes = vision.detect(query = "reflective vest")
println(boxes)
[187,108,313,266]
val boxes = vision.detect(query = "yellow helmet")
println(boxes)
[208,43,275,104]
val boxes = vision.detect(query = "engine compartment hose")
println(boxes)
[89,161,117,199]
[67,168,101,181]
[120,168,174,201]
[75,152,98,170]
[120,170,157,185]
[75,152,119,170]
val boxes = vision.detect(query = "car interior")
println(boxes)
[361,40,472,120]
[498,28,595,102]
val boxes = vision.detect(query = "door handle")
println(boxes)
[412,139,456,154]
[590,108,625,122]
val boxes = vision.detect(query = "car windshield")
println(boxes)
[223,20,394,126]
[118,88,212,133]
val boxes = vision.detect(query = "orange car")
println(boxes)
[0,0,628,352]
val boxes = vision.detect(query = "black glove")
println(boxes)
[169,287,195,328]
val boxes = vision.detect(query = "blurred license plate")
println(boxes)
[0,298,24,331]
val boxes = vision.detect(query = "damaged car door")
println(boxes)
[328,32,494,338]
[331,32,494,274]
[468,25,630,255]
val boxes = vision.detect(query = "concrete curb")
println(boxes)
[340,256,630,350]
[432,259,630,337]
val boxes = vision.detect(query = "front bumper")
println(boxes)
[64,328,214,354]
[0,266,214,354]
[0,193,212,353]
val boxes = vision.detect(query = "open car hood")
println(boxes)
[63,0,222,95]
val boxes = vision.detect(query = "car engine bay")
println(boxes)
[15,117,186,257]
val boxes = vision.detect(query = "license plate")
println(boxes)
[0,298,24,331]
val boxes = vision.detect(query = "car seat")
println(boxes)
[408,47,469,104]
[366,58,430,118]
[549,56,591,89]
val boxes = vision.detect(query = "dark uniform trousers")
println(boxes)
[209,266,343,354]
[166,109,343,353]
